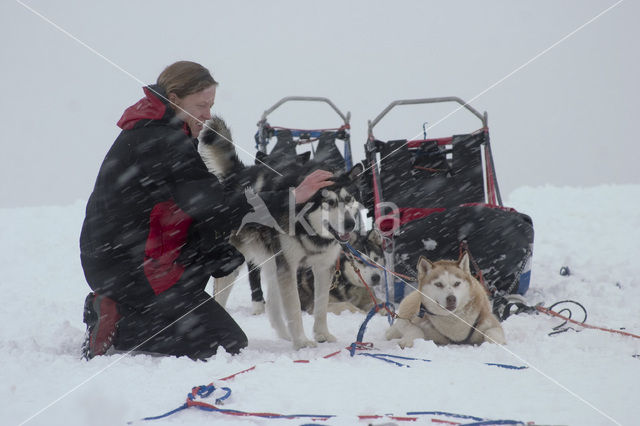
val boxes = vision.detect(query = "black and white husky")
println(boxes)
[236,228,386,316]
[199,116,362,349]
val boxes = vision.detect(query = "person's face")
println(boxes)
[170,85,216,137]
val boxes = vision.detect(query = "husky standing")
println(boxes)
[199,117,361,349]
[218,226,386,316]
[385,252,505,347]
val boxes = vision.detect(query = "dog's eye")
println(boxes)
[434,282,444,288]
[344,195,353,203]
[325,199,337,207]
[454,281,461,287]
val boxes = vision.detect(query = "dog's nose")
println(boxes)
[371,273,380,284]
[446,295,457,310]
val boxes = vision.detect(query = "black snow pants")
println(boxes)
[81,253,247,359]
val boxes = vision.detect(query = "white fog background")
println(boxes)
[1,0,638,209]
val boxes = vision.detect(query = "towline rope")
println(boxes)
[536,305,640,339]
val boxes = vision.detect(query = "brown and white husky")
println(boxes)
[385,252,505,347]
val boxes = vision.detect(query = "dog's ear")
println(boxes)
[367,229,383,248]
[458,251,471,274]
[417,256,433,280]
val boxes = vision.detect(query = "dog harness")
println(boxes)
[417,303,480,345]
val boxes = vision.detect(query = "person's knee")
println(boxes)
[185,320,247,359]
[225,329,248,355]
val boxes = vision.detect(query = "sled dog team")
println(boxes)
[200,116,505,350]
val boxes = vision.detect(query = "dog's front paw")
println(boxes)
[398,338,415,349]
[314,331,337,343]
[483,327,506,345]
[251,301,265,315]
[275,328,291,341]
[293,339,318,350]
[385,325,399,340]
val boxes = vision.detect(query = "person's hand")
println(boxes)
[294,170,334,204]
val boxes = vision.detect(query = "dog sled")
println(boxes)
[254,96,354,173]
[361,97,534,306]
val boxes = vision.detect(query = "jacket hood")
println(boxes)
[117,85,182,131]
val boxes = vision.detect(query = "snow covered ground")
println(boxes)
[2,185,640,426]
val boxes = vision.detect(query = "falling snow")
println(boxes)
[1,185,640,425]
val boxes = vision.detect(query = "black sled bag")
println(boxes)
[391,204,534,297]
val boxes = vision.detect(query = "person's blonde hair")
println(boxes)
[157,61,217,98]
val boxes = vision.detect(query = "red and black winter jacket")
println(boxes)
[80,85,286,299]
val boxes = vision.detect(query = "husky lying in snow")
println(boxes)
[297,228,386,314]
[199,116,362,349]
[385,252,505,347]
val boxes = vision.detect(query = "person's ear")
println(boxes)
[168,92,180,105]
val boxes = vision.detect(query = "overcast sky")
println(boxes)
[1,0,638,208]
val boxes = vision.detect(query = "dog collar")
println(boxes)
[418,303,444,318]
[450,317,481,345]
[417,303,481,345]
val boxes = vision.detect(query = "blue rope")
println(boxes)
[140,383,527,424]
[344,142,352,171]
[141,403,188,421]
[343,241,394,325]
[343,242,379,269]
[141,382,334,422]
[349,302,394,356]
[359,353,527,370]
[187,384,232,404]
[185,406,333,419]
[277,129,326,139]
[485,363,528,370]
[141,384,231,422]
[358,352,432,367]
[404,412,525,425]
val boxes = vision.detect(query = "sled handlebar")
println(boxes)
[257,96,351,126]
[367,97,487,138]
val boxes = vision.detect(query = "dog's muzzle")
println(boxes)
[446,295,457,311]
[323,220,351,243]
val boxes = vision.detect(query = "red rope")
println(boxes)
[151,348,530,424]
[359,414,419,421]
[269,124,349,133]
[536,306,640,339]
[432,419,460,425]
[219,366,256,381]
[293,350,341,363]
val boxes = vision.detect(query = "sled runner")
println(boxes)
[361,97,534,304]
[254,96,353,173]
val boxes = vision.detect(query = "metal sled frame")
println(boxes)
[365,97,504,301]
[255,96,354,171]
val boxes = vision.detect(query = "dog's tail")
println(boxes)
[198,116,245,181]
